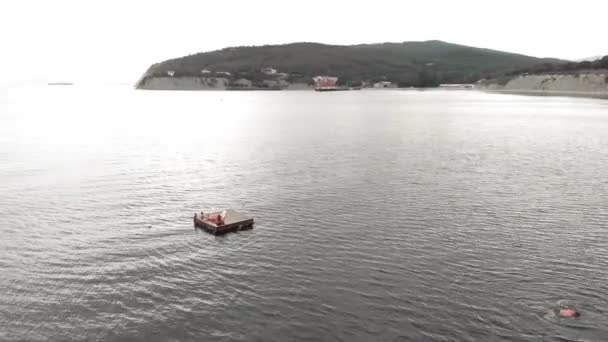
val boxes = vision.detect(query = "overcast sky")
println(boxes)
[1,0,605,84]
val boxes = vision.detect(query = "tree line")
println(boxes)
[505,56,608,76]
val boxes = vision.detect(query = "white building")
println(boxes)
[201,69,211,74]
[167,70,175,77]
[373,81,393,88]
[261,67,277,75]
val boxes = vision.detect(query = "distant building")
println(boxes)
[201,69,212,74]
[216,71,232,76]
[313,76,338,90]
[167,70,175,77]
[373,81,393,88]
[261,67,277,75]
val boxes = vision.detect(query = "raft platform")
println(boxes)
[194,210,254,235]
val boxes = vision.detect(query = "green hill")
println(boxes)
[504,55,608,76]
[139,40,563,87]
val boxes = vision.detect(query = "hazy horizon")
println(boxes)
[1,0,606,84]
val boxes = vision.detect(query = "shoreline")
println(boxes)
[136,76,608,100]
[482,89,608,100]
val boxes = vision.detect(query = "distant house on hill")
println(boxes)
[216,71,232,76]
[167,70,175,77]
[261,67,277,75]
[201,69,212,74]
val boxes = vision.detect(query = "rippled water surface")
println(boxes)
[1,86,608,341]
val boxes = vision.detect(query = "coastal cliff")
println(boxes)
[478,55,608,98]
[479,72,608,98]
[137,76,312,90]
[137,77,230,90]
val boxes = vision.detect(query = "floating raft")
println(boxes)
[194,209,254,235]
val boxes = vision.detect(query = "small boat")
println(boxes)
[194,209,254,235]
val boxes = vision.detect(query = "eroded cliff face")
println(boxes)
[136,77,229,90]
[480,72,608,97]
[136,76,313,91]
[503,73,608,92]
